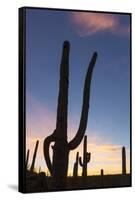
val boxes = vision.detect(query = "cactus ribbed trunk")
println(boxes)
[52,41,69,189]
[43,41,97,190]
[73,152,79,177]
[30,140,39,172]
[122,146,126,175]
[79,135,91,177]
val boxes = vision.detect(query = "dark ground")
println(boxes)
[26,171,131,193]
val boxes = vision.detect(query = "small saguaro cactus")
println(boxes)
[122,146,126,175]
[30,140,39,172]
[100,169,104,186]
[73,152,79,177]
[101,169,104,176]
[79,135,91,177]
[26,149,30,169]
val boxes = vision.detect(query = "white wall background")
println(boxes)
[0,0,134,199]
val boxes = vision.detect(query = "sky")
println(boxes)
[25,8,131,175]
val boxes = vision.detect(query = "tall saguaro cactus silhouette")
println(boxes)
[73,152,79,177]
[43,41,97,189]
[30,140,39,172]
[79,135,91,177]
[122,146,126,175]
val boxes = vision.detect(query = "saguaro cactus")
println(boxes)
[30,140,39,172]
[79,135,91,177]
[101,169,104,176]
[100,169,104,186]
[73,152,79,177]
[43,41,97,189]
[122,146,126,175]
[26,149,30,169]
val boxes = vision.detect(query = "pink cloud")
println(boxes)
[70,12,129,37]
[26,91,56,138]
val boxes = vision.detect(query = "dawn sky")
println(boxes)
[26,8,131,175]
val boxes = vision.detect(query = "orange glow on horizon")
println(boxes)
[26,136,130,177]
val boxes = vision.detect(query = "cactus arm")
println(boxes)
[79,157,83,167]
[68,52,97,150]
[43,132,56,176]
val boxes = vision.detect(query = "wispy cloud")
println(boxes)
[26,91,56,138]
[92,144,121,152]
[69,12,130,37]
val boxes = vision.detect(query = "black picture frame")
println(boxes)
[19,6,132,193]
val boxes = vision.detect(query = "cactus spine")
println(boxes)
[79,135,91,177]
[122,146,126,175]
[30,140,39,172]
[43,41,97,189]
[73,152,79,177]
